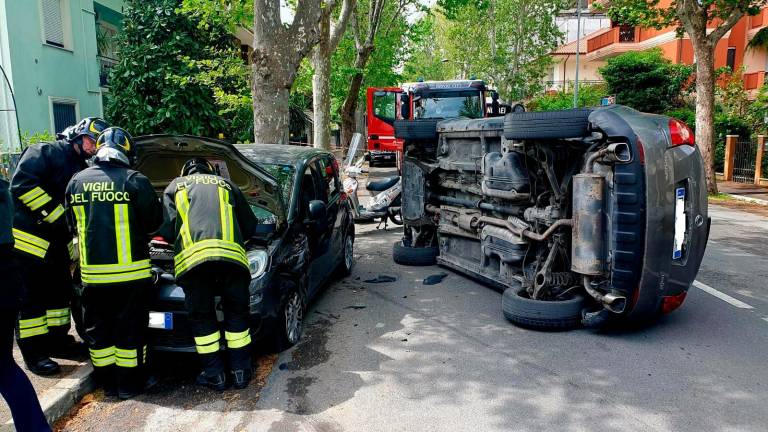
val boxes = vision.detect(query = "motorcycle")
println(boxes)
[342,133,403,228]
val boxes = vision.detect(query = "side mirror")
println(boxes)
[308,200,327,222]
[400,94,410,119]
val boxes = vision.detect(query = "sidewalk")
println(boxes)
[717,181,768,205]
[0,339,94,431]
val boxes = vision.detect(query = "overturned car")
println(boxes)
[393,105,709,329]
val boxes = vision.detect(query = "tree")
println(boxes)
[600,0,767,195]
[311,0,355,150]
[599,49,693,113]
[106,0,234,136]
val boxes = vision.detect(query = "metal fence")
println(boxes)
[733,138,758,184]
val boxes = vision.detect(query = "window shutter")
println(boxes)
[41,0,65,47]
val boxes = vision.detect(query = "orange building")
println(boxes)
[550,1,768,97]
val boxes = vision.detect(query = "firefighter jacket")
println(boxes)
[65,160,162,286]
[159,173,258,280]
[10,140,88,261]
[1,178,12,246]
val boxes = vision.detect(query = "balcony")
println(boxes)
[585,26,640,60]
[750,9,766,29]
[98,56,118,88]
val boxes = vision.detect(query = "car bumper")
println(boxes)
[369,151,397,164]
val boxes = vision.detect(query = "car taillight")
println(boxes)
[661,291,687,314]
[669,118,695,146]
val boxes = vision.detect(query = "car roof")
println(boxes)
[236,144,332,167]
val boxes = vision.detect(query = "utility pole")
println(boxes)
[573,0,581,108]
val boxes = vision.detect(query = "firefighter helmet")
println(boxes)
[181,158,215,176]
[70,117,110,142]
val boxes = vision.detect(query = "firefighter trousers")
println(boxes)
[180,262,252,377]
[81,280,150,394]
[15,242,74,361]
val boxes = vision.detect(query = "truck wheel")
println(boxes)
[502,288,585,330]
[394,119,440,140]
[392,241,437,266]
[503,109,592,140]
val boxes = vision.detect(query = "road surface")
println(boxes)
[57,204,768,432]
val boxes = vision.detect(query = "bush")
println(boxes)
[527,84,607,111]
[599,49,692,114]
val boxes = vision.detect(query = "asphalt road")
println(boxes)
[57,202,768,432]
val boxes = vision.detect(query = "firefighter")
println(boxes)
[12,117,109,376]
[159,158,258,391]
[65,127,162,399]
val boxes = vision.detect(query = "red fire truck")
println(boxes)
[366,79,516,166]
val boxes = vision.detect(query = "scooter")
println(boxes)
[343,134,403,228]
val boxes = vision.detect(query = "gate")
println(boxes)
[733,138,758,183]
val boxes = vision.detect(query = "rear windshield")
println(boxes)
[257,163,295,205]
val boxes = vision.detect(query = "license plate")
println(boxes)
[673,187,686,259]
[148,312,173,330]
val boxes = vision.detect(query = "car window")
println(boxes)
[315,157,339,202]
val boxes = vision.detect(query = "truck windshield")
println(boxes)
[415,90,484,119]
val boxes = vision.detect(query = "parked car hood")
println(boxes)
[133,135,286,224]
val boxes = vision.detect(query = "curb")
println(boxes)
[726,193,768,206]
[1,363,94,431]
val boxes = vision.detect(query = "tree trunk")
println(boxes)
[251,49,292,144]
[312,16,333,150]
[693,41,719,195]
[340,70,365,150]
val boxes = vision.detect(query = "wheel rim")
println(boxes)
[285,293,303,344]
[344,236,354,270]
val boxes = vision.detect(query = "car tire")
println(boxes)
[392,240,438,266]
[503,109,592,140]
[394,119,440,140]
[502,288,586,331]
[273,282,305,352]
[337,231,355,276]
[388,211,403,226]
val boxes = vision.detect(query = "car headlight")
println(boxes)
[247,249,269,279]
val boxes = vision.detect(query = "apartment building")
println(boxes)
[0,0,124,153]
[549,0,768,97]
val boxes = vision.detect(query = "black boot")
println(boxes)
[24,356,61,376]
[196,371,229,391]
[231,368,252,390]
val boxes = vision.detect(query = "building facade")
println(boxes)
[550,0,768,97]
[0,0,124,154]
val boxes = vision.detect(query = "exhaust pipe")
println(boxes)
[604,143,631,163]
[582,277,627,314]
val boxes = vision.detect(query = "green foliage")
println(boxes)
[599,49,693,114]
[747,84,768,134]
[105,0,235,137]
[20,130,56,147]
[599,0,763,30]
[527,84,607,111]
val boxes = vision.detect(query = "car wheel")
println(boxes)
[339,233,355,276]
[388,211,403,225]
[394,119,440,141]
[392,240,438,266]
[501,287,586,331]
[274,285,305,351]
[503,109,592,140]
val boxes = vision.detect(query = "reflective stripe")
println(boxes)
[80,260,151,285]
[19,326,48,338]
[27,193,52,211]
[81,259,152,274]
[90,346,116,367]
[142,345,147,363]
[46,308,71,327]
[43,204,65,223]
[114,204,131,264]
[80,268,152,284]
[225,330,251,349]
[175,189,193,248]
[12,229,50,249]
[218,187,233,242]
[115,348,138,368]
[14,241,47,259]
[73,206,88,266]
[174,239,247,275]
[194,331,220,354]
[68,240,76,260]
[19,316,47,329]
[19,186,45,204]
[196,341,220,354]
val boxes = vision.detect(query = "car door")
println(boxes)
[305,156,342,297]
[316,155,343,263]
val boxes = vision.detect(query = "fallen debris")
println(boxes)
[423,273,448,285]
[364,275,397,283]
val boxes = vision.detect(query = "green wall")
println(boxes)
[3,0,124,145]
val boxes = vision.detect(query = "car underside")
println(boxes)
[395,105,709,329]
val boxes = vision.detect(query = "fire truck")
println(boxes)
[365,79,517,166]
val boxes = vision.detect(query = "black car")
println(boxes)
[132,136,355,352]
[393,106,709,329]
